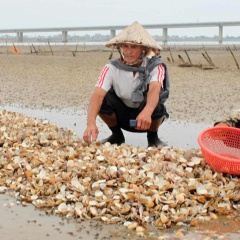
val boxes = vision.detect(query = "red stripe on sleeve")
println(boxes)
[96,66,109,87]
[157,64,165,85]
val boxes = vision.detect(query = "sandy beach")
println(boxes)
[0,44,240,239]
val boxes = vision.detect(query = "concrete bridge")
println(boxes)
[0,21,240,44]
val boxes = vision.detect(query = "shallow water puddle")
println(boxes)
[0,194,127,240]
[1,105,210,149]
[1,194,240,240]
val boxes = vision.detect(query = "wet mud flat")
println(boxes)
[1,194,240,240]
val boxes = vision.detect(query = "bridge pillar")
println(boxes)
[110,29,116,38]
[218,26,223,44]
[17,32,23,42]
[163,28,168,44]
[62,31,68,42]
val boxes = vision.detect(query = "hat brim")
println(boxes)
[105,21,163,51]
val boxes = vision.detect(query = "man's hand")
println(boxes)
[83,87,106,144]
[83,123,99,144]
[136,109,152,130]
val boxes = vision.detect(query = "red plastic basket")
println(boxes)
[198,127,240,174]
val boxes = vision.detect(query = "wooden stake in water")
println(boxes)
[227,46,239,69]
[169,48,174,62]
[201,46,215,67]
[48,41,54,55]
[178,54,185,64]
[108,50,113,60]
[31,44,38,55]
[202,53,211,65]
[72,44,78,57]
[6,40,8,54]
[184,50,192,65]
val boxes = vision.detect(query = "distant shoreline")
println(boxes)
[0,41,239,55]
[0,40,239,45]
[0,41,240,48]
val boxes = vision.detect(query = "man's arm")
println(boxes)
[83,87,107,144]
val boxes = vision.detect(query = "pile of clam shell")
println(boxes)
[0,109,240,232]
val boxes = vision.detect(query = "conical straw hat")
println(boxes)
[105,21,162,50]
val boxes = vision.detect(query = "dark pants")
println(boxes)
[99,89,168,132]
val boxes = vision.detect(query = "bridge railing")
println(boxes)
[0,21,240,44]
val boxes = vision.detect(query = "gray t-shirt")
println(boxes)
[96,58,165,108]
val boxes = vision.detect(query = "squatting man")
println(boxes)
[83,21,170,147]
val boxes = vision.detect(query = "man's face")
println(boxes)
[120,43,145,64]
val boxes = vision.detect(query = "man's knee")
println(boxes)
[100,90,125,115]
[99,91,115,114]
[152,102,168,120]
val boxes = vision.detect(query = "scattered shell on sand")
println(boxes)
[0,109,240,233]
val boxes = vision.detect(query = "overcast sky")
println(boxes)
[1,0,240,37]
